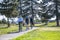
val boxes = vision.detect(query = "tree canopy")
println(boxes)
[0,0,18,17]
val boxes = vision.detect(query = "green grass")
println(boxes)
[0,22,58,35]
[47,22,56,27]
[35,22,57,27]
[0,24,18,35]
[13,29,60,40]
[0,22,59,35]
[0,24,26,35]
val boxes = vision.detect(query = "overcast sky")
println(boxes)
[0,0,3,3]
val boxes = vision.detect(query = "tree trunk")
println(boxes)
[55,0,59,26]
[7,18,10,27]
[56,16,59,26]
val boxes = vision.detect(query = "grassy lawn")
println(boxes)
[0,24,26,35]
[0,24,18,35]
[13,22,60,40]
[0,22,59,35]
[0,22,60,40]
[13,29,60,40]
[35,22,57,27]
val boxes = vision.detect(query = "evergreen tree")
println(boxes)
[0,0,18,27]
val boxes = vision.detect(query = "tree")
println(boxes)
[53,0,60,26]
[35,0,56,25]
[15,0,60,26]
[0,0,18,27]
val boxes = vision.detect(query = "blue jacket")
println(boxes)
[18,17,23,22]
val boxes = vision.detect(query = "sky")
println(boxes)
[0,0,3,3]
[0,15,7,20]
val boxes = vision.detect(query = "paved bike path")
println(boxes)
[0,27,38,40]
